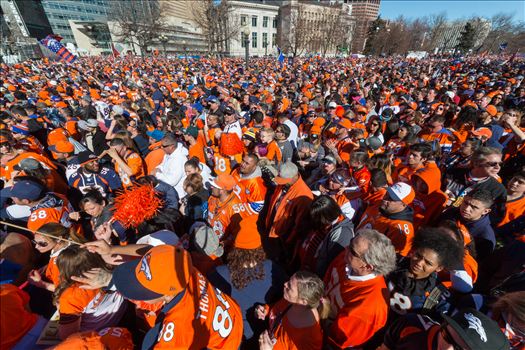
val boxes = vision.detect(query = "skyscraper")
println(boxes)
[344,0,380,53]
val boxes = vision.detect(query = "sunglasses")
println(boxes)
[162,144,175,148]
[32,239,49,247]
[440,325,462,350]
[482,161,503,168]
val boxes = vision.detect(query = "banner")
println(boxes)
[39,35,77,63]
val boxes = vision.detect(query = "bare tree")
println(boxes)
[283,5,309,57]
[482,13,515,52]
[318,7,348,57]
[191,0,239,56]
[425,12,448,52]
[110,0,167,57]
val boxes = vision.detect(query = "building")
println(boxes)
[432,18,491,54]
[228,0,280,57]
[278,0,355,57]
[343,0,380,53]
[40,0,111,44]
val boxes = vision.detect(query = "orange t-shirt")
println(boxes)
[498,195,525,228]
[0,284,38,350]
[189,142,206,164]
[114,151,145,187]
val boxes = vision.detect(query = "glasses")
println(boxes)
[32,240,49,247]
[162,144,175,148]
[440,325,462,350]
[482,161,503,168]
[371,123,379,127]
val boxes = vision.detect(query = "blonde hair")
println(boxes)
[260,127,275,140]
[294,270,331,320]
[38,222,85,244]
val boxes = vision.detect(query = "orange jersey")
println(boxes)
[213,153,241,176]
[55,327,134,350]
[357,207,414,256]
[27,193,74,232]
[151,271,243,350]
[393,164,423,184]
[189,142,206,164]
[324,252,389,348]
[145,145,165,175]
[231,168,267,214]
[207,192,256,242]
[266,141,283,164]
[114,150,144,187]
[269,299,323,350]
[1,152,57,181]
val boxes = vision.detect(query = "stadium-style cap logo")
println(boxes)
[465,313,487,342]
[139,253,153,281]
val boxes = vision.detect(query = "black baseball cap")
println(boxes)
[1,179,45,200]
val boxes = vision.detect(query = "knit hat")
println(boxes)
[242,129,257,142]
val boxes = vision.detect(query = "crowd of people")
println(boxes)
[0,53,524,350]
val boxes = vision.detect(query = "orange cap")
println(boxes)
[234,218,261,249]
[49,140,74,153]
[310,125,322,135]
[356,105,368,114]
[335,105,345,118]
[112,245,192,300]
[485,105,497,117]
[210,174,237,191]
[338,118,353,129]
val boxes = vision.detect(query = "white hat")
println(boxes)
[136,230,180,246]
[328,101,338,108]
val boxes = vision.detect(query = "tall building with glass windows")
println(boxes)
[40,0,112,44]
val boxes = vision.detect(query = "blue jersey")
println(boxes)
[69,167,122,196]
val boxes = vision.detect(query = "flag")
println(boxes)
[39,35,77,64]
[277,46,285,66]
[111,43,120,57]
[499,42,508,51]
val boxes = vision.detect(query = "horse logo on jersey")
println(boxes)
[139,253,153,281]
[465,313,487,342]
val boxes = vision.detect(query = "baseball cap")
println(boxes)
[136,230,180,247]
[206,95,219,104]
[330,169,350,186]
[112,105,124,116]
[77,119,98,131]
[192,224,223,257]
[224,106,236,115]
[183,126,199,138]
[1,179,45,201]
[112,245,193,300]
[386,182,415,205]
[78,151,98,165]
[14,158,41,172]
[322,155,337,165]
[485,105,497,117]
[366,137,383,151]
[275,162,299,185]
[327,101,337,108]
[146,129,165,141]
[338,118,353,129]
[49,140,74,154]
[471,127,492,139]
[442,308,510,350]
[209,174,236,191]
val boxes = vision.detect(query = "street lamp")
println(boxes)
[159,35,168,56]
[263,39,268,56]
[242,27,250,70]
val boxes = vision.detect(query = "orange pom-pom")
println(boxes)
[113,184,163,228]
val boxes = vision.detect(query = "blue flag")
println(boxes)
[277,47,285,66]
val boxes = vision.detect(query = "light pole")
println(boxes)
[263,39,268,56]
[159,35,168,56]
[243,27,250,70]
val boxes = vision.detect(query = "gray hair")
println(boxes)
[162,132,178,144]
[471,146,502,166]
[357,229,397,276]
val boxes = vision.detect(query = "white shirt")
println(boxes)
[155,143,189,198]
[283,119,299,146]
[223,121,242,139]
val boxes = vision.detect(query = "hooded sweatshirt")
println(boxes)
[412,166,448,228]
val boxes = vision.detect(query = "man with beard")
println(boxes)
[231,153,267,214]
[68,151,122,198]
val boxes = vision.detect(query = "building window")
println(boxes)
[272,33,276,47]
[263,16,268,28]
[252,32,257,48]
[241,15,247,26]
[241,32,248,48]
[262,32,268,47]
[251,16,257,27]
[273,17,277,28]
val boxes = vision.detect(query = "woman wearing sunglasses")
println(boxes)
[27,222,84,292]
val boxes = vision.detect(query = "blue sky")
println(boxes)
[379,1,525,22]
